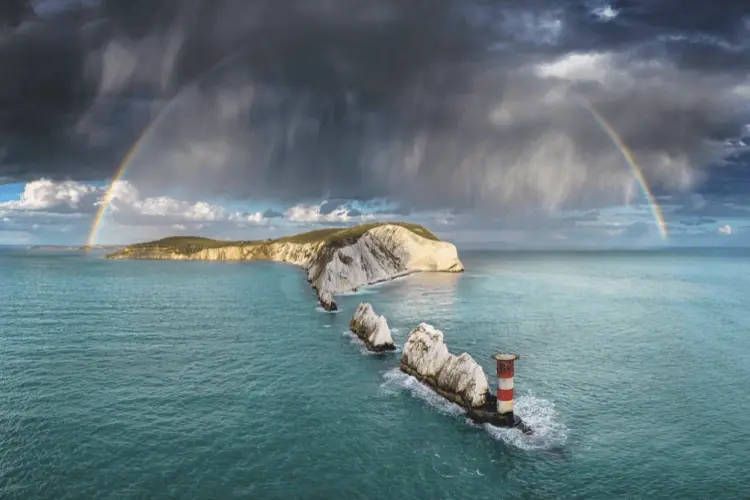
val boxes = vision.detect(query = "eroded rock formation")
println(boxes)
[349,303,395,352]
[400,323,489,409]
[318,291,337,312]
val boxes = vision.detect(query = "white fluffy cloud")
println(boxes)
[0,179,269,231]
[0,179,98,212]
[535,52,616,83]
[4,178,747,246]
[105,181,270,227]
[284,202,375,223]
[1,180,415,242]
[590,5,619,21]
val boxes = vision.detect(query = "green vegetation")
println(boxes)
[274,222,439,245]
[120,222,440,256]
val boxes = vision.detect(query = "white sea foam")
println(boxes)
[343,331,376,356]
[337,288,378,297]
[380,369,568,451]
[482,392,568,451]
[379,368,465,418]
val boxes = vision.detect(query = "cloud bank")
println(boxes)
[0,178,410,243]
[0,0,748,216]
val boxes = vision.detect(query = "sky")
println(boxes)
[0,0,749,247]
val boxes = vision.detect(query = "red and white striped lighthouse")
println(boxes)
[492,353,519,416]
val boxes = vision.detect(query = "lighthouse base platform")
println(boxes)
[398,365,532,434]
[466,392,532,434]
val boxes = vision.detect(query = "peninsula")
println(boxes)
[106,222,464,310]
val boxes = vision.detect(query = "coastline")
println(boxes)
[105,223,464,310]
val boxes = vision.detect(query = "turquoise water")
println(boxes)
[1,247,749,499]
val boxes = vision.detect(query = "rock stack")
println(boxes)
[349,303,396,352]
[400,323,489,409]
[317,290,338,312]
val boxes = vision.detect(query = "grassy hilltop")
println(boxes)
[119,222,440,256]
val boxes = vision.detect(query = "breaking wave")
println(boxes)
[379,368,466,418]
[481,392,569,452]
[337,288,378,297]
[379,369,568,451]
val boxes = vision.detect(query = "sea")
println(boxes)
[1,246,749,499]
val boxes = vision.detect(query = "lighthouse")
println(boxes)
[492,353,519,419]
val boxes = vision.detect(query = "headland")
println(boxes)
[106,222,464,310]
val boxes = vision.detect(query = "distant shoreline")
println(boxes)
[28,245,125,251]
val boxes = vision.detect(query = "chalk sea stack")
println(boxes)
[318,291,337,312]
[106,222,464,310]
[400,323,489,409]
[349,303,396,352]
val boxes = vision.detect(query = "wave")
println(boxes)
[481,393,568,451]
[337,288,378,297]
[379,369,568,451]
[379,368,465,418]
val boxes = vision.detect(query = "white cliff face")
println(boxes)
[192,242,323,266]
[349,303,395,352]
[109,241,323,265]
[309,224,463,297]
[401,323,489,408]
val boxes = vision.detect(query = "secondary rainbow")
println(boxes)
[581,101,669,240]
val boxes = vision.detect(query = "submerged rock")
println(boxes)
[318,291,337,312]
[349,303,396,352]
[400,323,488,408]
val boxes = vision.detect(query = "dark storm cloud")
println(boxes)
[0,0,33,28]
[1,0,749,212]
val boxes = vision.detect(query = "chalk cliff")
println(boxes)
[107,223,464,310]
[349,303,396,352]
[400,323,489,409]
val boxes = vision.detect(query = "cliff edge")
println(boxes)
[106,222,464,310]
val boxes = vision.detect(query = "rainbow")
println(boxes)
[86,114,168,247]
[88,54,669,244]
[580,102,669,240]
[86,47,255,246]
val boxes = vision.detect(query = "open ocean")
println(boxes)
[1,247,749,499]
